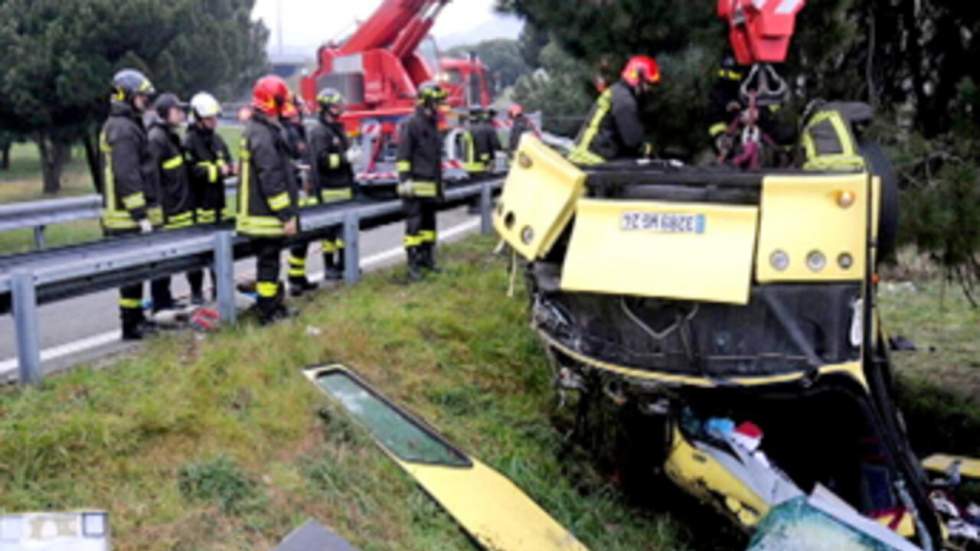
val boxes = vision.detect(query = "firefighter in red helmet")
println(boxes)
[568,55,660,165]
[237,75,300,324]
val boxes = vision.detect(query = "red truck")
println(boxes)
[300,0,491,187]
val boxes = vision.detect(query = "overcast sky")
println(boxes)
[252,0,521,56]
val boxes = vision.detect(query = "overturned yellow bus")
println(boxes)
[493,128,954,549]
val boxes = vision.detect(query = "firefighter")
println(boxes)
[99,69,157,340]
[568,55,660,165]
[396,81,447,281]
[473,109,501,174]
[460,110,485,176]
[707,53,745,158]
[184,92,234,303]
[237,75,300,324]
[147,93,194,313]
[309,88,356,281]
[507,103,534,153]
[281,96,321,297]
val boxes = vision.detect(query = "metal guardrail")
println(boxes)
[0,179,501,385]
[0,180,240,250]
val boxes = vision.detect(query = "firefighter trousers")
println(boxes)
[255,237,285,316]
[104,227,145,329]
[403,198,437,253]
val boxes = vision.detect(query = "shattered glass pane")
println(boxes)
[316,372,470,467]
[748,497,913,551]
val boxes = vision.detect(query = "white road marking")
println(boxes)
[0,218,484,375]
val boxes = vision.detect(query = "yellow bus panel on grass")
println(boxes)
[560,199,759,305]
[304,365,588,551]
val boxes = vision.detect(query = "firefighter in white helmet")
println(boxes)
[184,92,235,303]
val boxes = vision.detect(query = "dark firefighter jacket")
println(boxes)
[236,112,299,237]
[569,81,645,165]
[396,108,443,199]
[99,101,157,231]
[309,117,354,203]
[148,121,194,229]
[509,115,534,152]
[184,124,232,224]
[707,70,744,139]
[472,120,501,168]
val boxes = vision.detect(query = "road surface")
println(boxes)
[0,207,482,380]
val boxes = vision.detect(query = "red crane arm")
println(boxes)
[340,0,435,55]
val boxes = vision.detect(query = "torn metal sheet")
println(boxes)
[304,365,588,551]
[0,511,109,550]
[274,519,358,551]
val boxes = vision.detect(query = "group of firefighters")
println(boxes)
[98,47,855,339]
[99,68,537,338]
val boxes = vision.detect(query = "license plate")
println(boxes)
[620,212,706,234]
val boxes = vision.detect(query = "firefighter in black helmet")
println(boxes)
[99,69,157,340]
[147,92,193,313]
[309,88,356,281]
[396,81,447,281]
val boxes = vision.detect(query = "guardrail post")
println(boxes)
[480,181,493,235]
[342,212,360,285]
[213,231,237,324]
[33,225,46,250]
[11,271,42,385]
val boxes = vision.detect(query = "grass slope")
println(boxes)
[0,236,974,550]
[0,236,691,550]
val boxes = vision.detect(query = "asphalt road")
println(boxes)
[0,207,481,380]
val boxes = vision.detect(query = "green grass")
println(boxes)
[0,236,693,550]
[0,237,973,549]
[0,142,93,204]
[879,277,980,457]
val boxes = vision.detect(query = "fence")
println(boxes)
[0,179,501,385]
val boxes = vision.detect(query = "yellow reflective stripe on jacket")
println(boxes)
[197,161,219,183]
[300,195,320,207]
[718,69,743,81]
[568,88,613,166]
[162,155,184,170]
[709,122,728,137]
[329,153,342,169]
[396,160,411,173]
[268,192,290,212]
[165,211,194,229]
[238,215,284,236]
[411,181,439,197]
[321,188,353,203]
[256,281,278,298]
[119,298,142,309]
[122,192,146,209]
[419,230,437,243]
[802,110,866,171]
[404,234,425,248]
[196,209,217,224]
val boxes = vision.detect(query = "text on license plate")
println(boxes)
[620,212,706,234]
